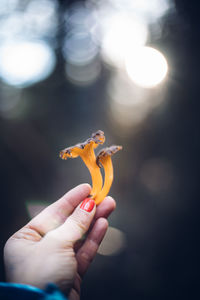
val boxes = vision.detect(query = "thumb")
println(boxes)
[47,198,96,247]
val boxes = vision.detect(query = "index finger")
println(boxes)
[27,184,91,236]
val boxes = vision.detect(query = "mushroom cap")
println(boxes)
[60,130,105,160]
[96,145,122,168]
[91,130,105,145]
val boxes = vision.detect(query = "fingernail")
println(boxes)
[80,198,95,212]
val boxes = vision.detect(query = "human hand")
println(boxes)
[4,184,116,300]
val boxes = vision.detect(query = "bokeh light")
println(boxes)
[0,40,56,88]
[65,59,101,86]
[0,0,19,15]
[65,1,97,33]
[104,0,173,23]
[98,226,126,256]
[63,30,100,85]
[25,0,58,40]
[125,46,168,88]
[63,31,98,66]
[139,158,176,195]
[0,0,58,41]
[63,2,101,86]
[107,71,167,129]
[101,13,148,68]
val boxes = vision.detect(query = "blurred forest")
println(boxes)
[0,0,200,299]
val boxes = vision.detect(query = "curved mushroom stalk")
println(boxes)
[95,145,122,205]
[60,130,105,198]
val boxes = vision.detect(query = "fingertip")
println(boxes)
[79,183,92,195]
[104,196,116,211]
[80,198,96,213]
[81,183,92,189]
[71,183,92,200]
[89,217,108,244]
[94,196,116,220]
[97,217,109,231]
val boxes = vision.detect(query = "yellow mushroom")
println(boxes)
[95,145,122,205]
[59,130,105,198]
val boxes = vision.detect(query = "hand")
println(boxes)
[4,184,116,300]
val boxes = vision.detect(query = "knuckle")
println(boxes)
[70,210,90,233]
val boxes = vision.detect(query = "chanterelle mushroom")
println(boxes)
[95,145,122,205]
[60,130,105,198]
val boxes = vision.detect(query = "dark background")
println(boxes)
[0,0,200,299]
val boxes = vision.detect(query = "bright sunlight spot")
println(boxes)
[125,46,168,88]
[0,40,56,87]
[101,13,148,68]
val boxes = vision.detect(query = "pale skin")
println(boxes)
[4,184,116,300]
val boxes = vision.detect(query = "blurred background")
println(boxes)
[0,0,200,299]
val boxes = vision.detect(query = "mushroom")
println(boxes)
[59,130,105,198]
[95,145,122,205]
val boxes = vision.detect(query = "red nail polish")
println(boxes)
[80,198,95,212]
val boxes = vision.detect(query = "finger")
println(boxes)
[74,196,116,252]
[76,217,108,277]
[47,198,96,246]
[95,196,116,220]
[27,184,91,236]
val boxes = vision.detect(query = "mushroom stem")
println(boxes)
[95,145,122,205]
[80,145,103,198]
[94,156,113,205]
